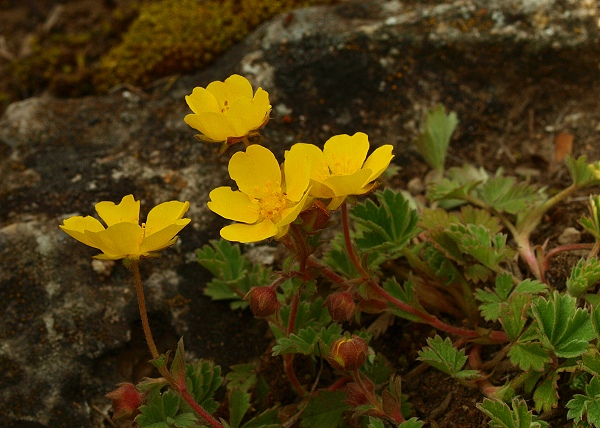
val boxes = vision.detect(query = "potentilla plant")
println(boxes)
[62,74,600,427]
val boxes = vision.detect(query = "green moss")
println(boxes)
[93,0,337,92]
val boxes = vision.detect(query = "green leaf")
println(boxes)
[507,342,550,372]
[183,360,222,415]
[197,239,272,309]
[567,258,600,298]
[351,189,419,255]
[581,195,600,240]
[383,277,425,322]
[137,390,197,428]
[567,376,600,426]
[417,336,479,380]
[582,349,600,378]
[398,418,425,428]
[474,175,542,215]
[413,104,458,172]
[240,408,280,428]
[272,324,343,356]
[532,372,559,413]
[499,293,530,341]
[229,387,251,428]
[362,353,392,386]
[300,390,350,428]
[367,418,385,428]
[226,363,257,393]
[477,397,548,428]
[447,223,513,269]
[427,164,487,202]
[566,155,600,187]
[531,291,595,358]
[476,275,545,322]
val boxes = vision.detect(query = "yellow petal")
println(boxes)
[227,97,262,137]
[207,187,260,223]
[327,196,347,211]
[145,201,190,237]
[140,221,190,254]
[224,74,253,100]
[293,143,329,182]
[87,222,144,260]
[185,87,220,114]
[363,145,394,182]
[323,133,369,175]
[275,192,310,229]
[228,145,281,197]
[308,180,335,199]
[184,112,234,142]
[283,144,311,202]
[60,215,106,248]
[220,219,278,243]
[95,195,140,227]
[323,168,372,197]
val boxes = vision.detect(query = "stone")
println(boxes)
[0,0,599,425]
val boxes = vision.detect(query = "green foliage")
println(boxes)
[413,104,458,173]
[417,336,479,380]
[137,390,197,428]
[581,195,600,240]
[272,323,343,356]
[567,258,600,297]
[477,398,548,428]
[197,239,272,309]
[300,391,350,428]
[567,376,600,427]
[351,188,419,255]
[566,155,600,187]
[184,360,222,414]
[531,291,594,358]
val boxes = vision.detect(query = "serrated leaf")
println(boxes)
[417,336,479,379]
[533,372,559,413]
[475,176,543,215]
[183,360,222,415]
[567,258,600,298]
[367,417,386,428]
[362,353,392,386]
[427,164,487,202]
[508,342,550,372]
[272,324,342,356]
[499,293,530,341]
[226,363,257,393]
[229,387,251,428]
[414,104,458,172]
[300,390,350,428]
[465,263,493,283]
[581,195,600,240]
[459,205,503,235]
[351,188,419,254]
[137,390,197,428]
[476,274,541,322]
[448,223,513,269]
[398,418,425,428]
[566,155,600,187]
[477,397,548,428]
[531,291,594,358]
[567,376,600,426]
[581,350,600,378]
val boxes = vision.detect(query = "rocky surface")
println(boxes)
[0,0,599,426]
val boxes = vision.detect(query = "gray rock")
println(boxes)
[0,0,598,425]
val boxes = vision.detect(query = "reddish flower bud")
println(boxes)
[105,383,144,420]
[324,291,356,322]
[327,335,369,371]
[298,200,331,233]
[245,286,280,318]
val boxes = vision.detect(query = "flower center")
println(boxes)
[220,100,230,114]
[250,181,288,221]
[329,154,360,176]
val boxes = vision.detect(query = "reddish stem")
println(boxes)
[284,292,307,396]
[341,202,370,278]
[131,261,223,428]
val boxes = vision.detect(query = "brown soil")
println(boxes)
[2,1,599,428]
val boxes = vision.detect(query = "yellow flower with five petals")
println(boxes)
[184,74,271,146]
[288,132,394,210]
[60,195,191,261]
[207,144,311,243]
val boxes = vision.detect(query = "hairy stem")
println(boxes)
[131,261,223,428]
[284,292,307,396]
[341,201,370,278]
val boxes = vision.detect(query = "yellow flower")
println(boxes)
[184,74,271,146]
[289,132,394,210]
[207,144,311,243]
[60,195,191,261]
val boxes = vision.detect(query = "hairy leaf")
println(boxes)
[417,336,479,379]
[477,397,548,428]
[531,291,594,358]
[137,390,197,428]
[499,293,530,341]
[533,372,559,413]
[567,258,600,298]
[475,175,543,215]
[414,104,458,172]
[508,342,550,372]
[229,387,251,428]
[567,375,600,427]
[566,155,600,187]
[184,360,222,414]
[272,324,342,356]
[383,277,425,322]
[300,390,350,428]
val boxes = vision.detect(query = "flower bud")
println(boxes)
[105,383,144,420]
[327,335,369,371]
[298,200,331,233]
[245,286,280,318]
[324,291,356,322]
